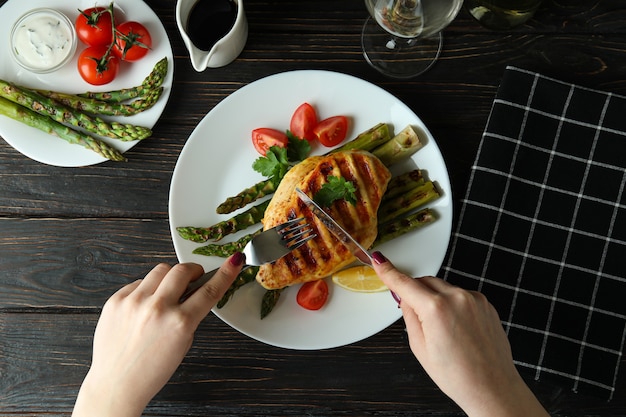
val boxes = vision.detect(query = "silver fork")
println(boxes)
[179,217,315,302]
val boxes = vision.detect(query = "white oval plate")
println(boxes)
[0,0,174,166]
[169,70,452,350]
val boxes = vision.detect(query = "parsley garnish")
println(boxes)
[252,146,289,185]
[286,131,311,162]
[314,176,357,207]
[252,133,311,185]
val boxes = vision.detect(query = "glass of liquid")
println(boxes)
[465,0,543,30]
[361,0,464,79]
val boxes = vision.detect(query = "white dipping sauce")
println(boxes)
[11,9,75,72]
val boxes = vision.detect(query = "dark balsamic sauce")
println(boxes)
[186,0,237,51]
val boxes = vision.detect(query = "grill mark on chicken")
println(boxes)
[257,150,391,289]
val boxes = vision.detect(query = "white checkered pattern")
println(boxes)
[442,66,626,399]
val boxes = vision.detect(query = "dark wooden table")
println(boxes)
[1,0,625,415]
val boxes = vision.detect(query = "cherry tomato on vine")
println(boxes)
[297,280,329,311]
[77,46,120,85]
[290,102,318,142]
[314,116,349,147]
[252,128,289,156]
[113,21,152,61]
[75,7,115,47]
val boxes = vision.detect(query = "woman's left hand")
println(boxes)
[72,254,244,417]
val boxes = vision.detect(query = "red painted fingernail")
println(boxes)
[372,251,387,264]
[391,291,401,306]
[229,252,246,266]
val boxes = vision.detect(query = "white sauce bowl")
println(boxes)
[10,8,77,74]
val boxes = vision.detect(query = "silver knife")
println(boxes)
[296,188,372,265]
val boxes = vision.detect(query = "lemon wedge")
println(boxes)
[332,265,388,293]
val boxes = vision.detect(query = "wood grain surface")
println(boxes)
[1,0,625,415]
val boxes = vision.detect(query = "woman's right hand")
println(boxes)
[371,251,550,417]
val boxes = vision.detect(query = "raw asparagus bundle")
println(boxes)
[0,80,152,141]
[0,97,126,162]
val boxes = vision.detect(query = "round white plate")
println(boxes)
[0,0,174,166]
[169,70,452,350]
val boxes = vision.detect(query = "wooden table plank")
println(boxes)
[1,311,624,416]
[0,218,176,308]
[1,0,626,415]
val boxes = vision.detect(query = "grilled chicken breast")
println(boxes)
[256,150,391,289]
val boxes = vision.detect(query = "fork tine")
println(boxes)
[286,231,316,250]
[279,221,310,237]
[276,217,306,233]
[284,226,316,249]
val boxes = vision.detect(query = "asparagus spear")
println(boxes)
[215,122,393,215]
[0,80,152,141]
[261,289,284,319]
[329,122,391,153]
[0,96,126,161]
[192,228,262,257]
[370,125,423,166]
[377,181,440,224]
[373,208,436,246]
[77,57,169,102]
[35,86,163,117]
[382,169,424,201]
[178,200,270,242]
[217,266,259,308]
[216,179,276,215]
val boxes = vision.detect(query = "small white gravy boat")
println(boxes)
[176,0,248,71]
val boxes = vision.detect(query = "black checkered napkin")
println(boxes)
[442,66,626,399]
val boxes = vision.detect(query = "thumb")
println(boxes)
[371,251,436,307]
[182,252,244,323]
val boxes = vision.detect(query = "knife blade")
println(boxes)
[296,187,372,265]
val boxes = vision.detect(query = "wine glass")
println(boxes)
[362,0,463,79]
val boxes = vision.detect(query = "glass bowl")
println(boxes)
[10,8,77,74]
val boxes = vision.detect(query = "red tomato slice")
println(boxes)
[251,128,289,155]
[296,280,329,311]
[77,46,120,85]
[314,116,349,147]
[113,21,152,61]
[290,102,318,141]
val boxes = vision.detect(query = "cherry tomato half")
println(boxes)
[113,21,152,61]
[314,115,349,147]
[252,128,289,155]
[75,7,114,47]
[296,280,329,311]
[289,102,318,142]
[77,46,120,86]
